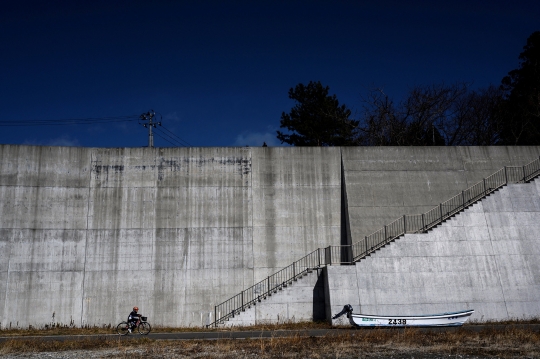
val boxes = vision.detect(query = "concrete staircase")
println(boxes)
[223,268,325,327]
[327,178,540,323]
[209,158,540,327]
[359,186,505,260]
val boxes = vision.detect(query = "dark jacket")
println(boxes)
[128,311,140,322]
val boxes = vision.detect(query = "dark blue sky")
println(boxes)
[1,0,538,148]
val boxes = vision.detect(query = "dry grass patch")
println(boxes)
[124,329,540,359]
[1,326,539,358]
[0,321,332,337]
[214,320,333,332]
[0,336,147,354]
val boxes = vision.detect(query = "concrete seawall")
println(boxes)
[328,179,540,324]
[0,145,538,327]
[0,146,340,327]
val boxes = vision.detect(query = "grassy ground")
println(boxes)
[0,322,539,358]
[0,321,335,337]
[0,318,538,336]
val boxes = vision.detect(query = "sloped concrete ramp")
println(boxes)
[327,179,540,324]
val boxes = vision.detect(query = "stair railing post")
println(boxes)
[384,225,387,242]
[421,213,425,232]
[267,277,270,295]
[403,215,406,234]
[504,166,508,184]
[318,248,321,267]
[326,246,331,265]
[215,307,217,328]
[439,203,443,223]
[364,236,368,255]
[462,190,465,209]
[241,291,244,311]
[523,166,526,182]
[293,261,296,279]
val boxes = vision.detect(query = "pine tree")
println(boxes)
[277,81,359,146]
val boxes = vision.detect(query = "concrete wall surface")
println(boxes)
[0,145,539,328]
[327,179,540,323]
[0,145,340,328]
[251,147,341,282]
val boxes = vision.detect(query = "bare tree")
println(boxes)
[357,88,408,145]
[455,86,505,145]
[357,83,504,146]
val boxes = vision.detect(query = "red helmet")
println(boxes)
[133,306,139,312]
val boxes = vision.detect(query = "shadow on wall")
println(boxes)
[313,270,326,321]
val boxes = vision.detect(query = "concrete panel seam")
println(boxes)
[80,150,93,326]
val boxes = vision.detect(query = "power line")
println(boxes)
[152,129,183,147]
[158,125,192,147]
[0,115,140,126]
[1,112,193,147]
[139,111,192,147]
[153,127,189,147]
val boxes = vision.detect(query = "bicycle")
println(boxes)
[116,315,151,335]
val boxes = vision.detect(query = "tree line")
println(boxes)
[277,31,540,146]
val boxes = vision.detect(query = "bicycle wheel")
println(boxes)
[138,321,151,335]
[116,321,130,335]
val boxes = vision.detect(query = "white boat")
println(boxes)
[333,305,474,327]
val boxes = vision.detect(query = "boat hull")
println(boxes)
[348,309,474,328]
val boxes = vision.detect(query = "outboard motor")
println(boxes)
[332,304,353,319]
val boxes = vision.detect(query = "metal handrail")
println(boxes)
[208,156,540,327]
[209,245,350,327]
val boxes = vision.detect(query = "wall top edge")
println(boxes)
[2,144,540,150]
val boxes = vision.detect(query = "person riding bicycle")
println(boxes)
[128,306,142,332]
[117,307,150,335]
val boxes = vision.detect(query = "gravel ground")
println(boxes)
[1,326,538,359]
[0,349,526,359]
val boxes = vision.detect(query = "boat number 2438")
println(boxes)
[388,319,407,325]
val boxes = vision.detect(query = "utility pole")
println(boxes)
[139,110,161,148]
